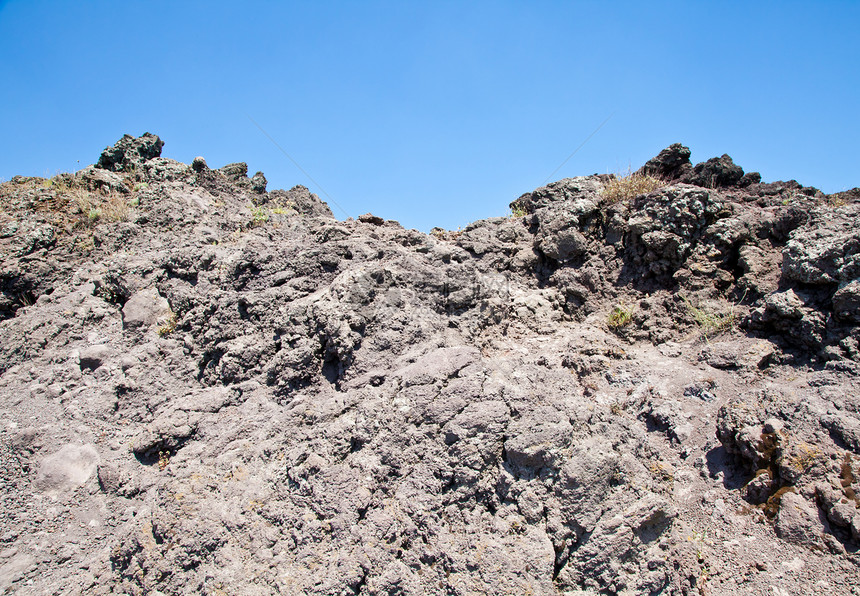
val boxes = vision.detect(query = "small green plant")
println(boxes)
[157,311,178,337]
[601,169,666,205]
[250,206,269,224]
[269,198,297,216]
[686,529,713,595]
[510,206,527,218]
[681,295,739,338]
[607,304,635,330]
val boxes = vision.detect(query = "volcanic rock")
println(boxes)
[1,135,859,594]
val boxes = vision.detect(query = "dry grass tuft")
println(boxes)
[682,295,738,338]
[601,170,666,205]
[70,188,134,226]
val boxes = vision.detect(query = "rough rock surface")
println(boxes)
[1,135,860,594]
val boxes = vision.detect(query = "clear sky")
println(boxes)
[1,1,858,231]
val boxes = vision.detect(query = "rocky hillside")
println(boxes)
[1,134,859,595]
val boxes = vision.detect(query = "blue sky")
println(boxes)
[1,1,858,231]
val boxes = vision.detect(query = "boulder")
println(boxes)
[35,443,100,494]
[96,133,164,172]
[775,491,827,548]
[121,287,172,330]
[191,156,208,172]
[218,162,248,181]
[684,154,745,188]
[782,206,860,285]
[79,166,129,193]
[637,143,692,181]
[832,281,860,323]
[250,171,267,193]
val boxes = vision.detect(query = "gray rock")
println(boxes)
[35,443,100,494]
[121,288,172,329]
[832,281,860,322]
[142,157,189,181]
[80,166,130,193]
[268,185,334,218]
[443,400,508,444]
[821,414,860,453]
[553,438,620,535]
[504,415,573,471]
[78,344,112,370]
[250,171,267,193]
[397,346,479,387]
[783,205,860,284]
[218,161,248,181]
[130,410,197,459]
[17,223,55,255]
[775,491,826,547]
[359,213,385,225]
[738,171,762,187]
[699,339,774,369]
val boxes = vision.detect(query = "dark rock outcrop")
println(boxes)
[96,132,164,172]
[684,153,745,188]
[638,142,693,181]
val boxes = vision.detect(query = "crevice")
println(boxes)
[351,568,368,595]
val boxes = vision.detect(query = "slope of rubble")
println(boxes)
[1,134,859,595]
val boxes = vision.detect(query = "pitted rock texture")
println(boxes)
[1,135,860,595]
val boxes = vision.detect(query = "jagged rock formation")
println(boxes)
[1,135,859,595]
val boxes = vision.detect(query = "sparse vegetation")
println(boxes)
[250,206,269,224]
[1,173,138,233]
[510,205,527,218]
[157,311,179,337]
[824,193,847,208]
[72,189,134,226]
[682,295,737,338]
[601,170,666,205]
[607,304,635,330]
[784,442,821,473]
[272,197,297,215]
[649,461,674,483]
[247,198,297,225]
